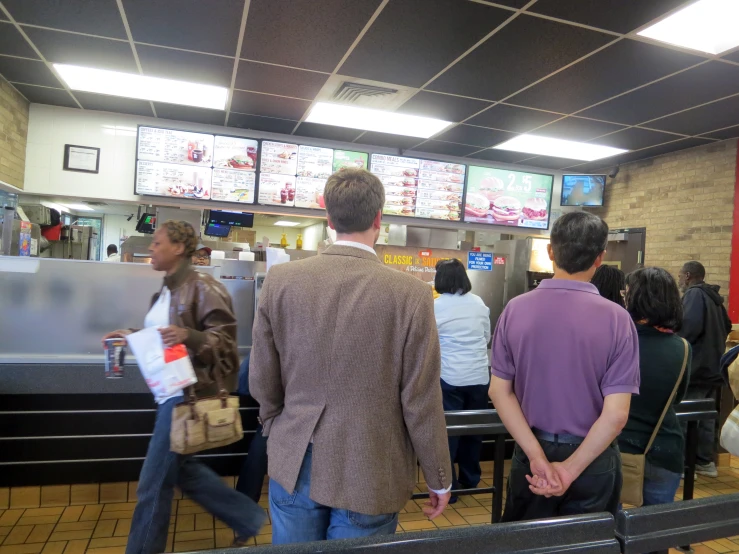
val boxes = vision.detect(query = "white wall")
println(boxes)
[102,214,142,253]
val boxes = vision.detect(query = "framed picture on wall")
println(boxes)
[63,144,100,174]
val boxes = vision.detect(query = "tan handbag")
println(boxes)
[620,337,688,507]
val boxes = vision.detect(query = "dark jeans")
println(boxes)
[501,437,622,522]
[440,379,490,489]
[681,385,717,466]
[236,424,268,503]
[126,397,266,554]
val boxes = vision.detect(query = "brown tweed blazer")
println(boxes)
[250,244,452,515]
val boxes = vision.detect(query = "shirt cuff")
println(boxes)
[601,384,640,396]
[490,367,514,380]
[429,485,452,495]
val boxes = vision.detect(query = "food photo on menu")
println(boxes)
[415,160,466,221]
[260,141,298,175]
[211,168,256,204]
[297,145,333,179]
[213,136,258,171]
[136,161,212,199]
[137,126,214,167]
[370,154,421,218]
[295,177,326,209]
[258,174,296,207]
[464,165,553,229]
[333,150,368,172]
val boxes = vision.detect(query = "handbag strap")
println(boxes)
[644,337,689,454]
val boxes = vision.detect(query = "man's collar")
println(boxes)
[332,240,377,256]
[537,279,600,295]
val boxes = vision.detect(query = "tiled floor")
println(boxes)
[3,459,739,554]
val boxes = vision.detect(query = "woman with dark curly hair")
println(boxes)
[103,220,265,554]
[591,265,626,308]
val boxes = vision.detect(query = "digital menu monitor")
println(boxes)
[204,223,231,238]
[135,213,156,234]
[561,174,606,207]
[464,166,554,229]
[370,154,465,221]
[135,126,258,204]
[208,210,254,228]
[333,150,368,172]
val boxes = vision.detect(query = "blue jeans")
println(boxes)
[126,397,267,554]
[643,461,681,506]
[269,445,398,544]
[236,424,268,503]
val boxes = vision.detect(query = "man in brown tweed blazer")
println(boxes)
[250,168,452,544]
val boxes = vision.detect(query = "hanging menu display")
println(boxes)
[213,136,258,171]
[463,165,554,229]
[136,161,212,199]
[258,173,297,206]
[370,154,465,221]
[295,145,332,209]
[138,127,214,166]
[211,169,256,203]
[333,150,368,172]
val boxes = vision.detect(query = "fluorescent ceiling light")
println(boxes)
[273,220,300,227]
[493,135,628,161]
[62,203,95,212]
[637,0,739,55]
[54,64,228,110]
[40,201,68,213]
[306,102,451,138]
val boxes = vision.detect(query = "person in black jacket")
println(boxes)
[678,261,732,477]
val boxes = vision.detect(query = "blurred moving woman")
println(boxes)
[433,259,491,495]
[591,264,626,307]
[103,221,265,554]
[619,267,691,508]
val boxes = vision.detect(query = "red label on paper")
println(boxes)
[419,250,432,258]
[494,256,506,265]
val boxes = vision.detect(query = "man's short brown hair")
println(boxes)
[323,168,385,234]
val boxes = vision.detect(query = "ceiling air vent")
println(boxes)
[332,82,398,105]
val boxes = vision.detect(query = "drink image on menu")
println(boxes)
[464,165,553,229]
[259,174,296,207]
[213,136,258,171]
[137,127,214,166]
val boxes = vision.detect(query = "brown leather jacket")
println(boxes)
[150,262,240,395]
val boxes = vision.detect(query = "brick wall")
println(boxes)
[0,76,29,189]
[589,139,738,296]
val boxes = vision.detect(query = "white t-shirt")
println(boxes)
[434,292,491,387]
[144,287,184,404]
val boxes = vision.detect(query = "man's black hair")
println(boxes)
[107,244,118,256]
[591,265,625,307]
[434,258,472,295]
[550,212,609,274]
[625,267,683,331]
[682,260,706,281]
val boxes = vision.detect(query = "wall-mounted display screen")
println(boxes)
[561,174,606,207]
[136,160,212,199]
[208,210,254,228]
[370,154,465,221]
[204,223,231,237]
[333,150,368,172]
[463,165,554,229]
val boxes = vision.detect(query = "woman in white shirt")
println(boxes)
[434,258,491,497]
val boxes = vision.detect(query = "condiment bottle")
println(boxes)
[296,234,303,250]
[280,233,288,248]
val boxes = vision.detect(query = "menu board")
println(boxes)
[333,150,368,172]
[136,160,212,199]
[138,126,214,166]
[213,136,258,172]
[260,141,298,175]
[370,154,465,221]
[463,165,554,229]
[258,173,297,206]
[211,169,256,203]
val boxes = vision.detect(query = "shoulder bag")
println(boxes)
[720,340,739,456]
[620,337,689,507]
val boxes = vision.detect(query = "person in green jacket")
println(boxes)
[619,267,692,508]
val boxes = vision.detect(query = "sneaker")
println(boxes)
[695,462,718,478]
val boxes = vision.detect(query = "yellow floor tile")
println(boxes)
[0,491,9,511]
[173,539,214,552]
[702,539,732,553]
[100,504,135,514]
[454,506,490,517]
[15,517,61,527]
[442,511,467,526]
[9,489,40,510]
[400,520,436,531]
[40,488,70,509]
[214,528,234,548]
[98,486,127,505]
[174,530,213,542]
[399,512,428,523]
[175,515,194,533]
[86,548,126,554]
[47,530,93,543]
[127,484,137,504]
[78,506,103,523]
[112,521,130,538]
[0,528,11,539]
[91,521,116,539]
[194,514,213,531]
[0,544,46,554]
[40,543,66,554]
[165,533,173,554]
[464,514,492,525]
[69,487,98,507]
[255,535,271,546]
[258,524,272,537]
[61,540,88,554]
[57,509,83,525]
[432,515,453,528]
[26,524,56,544]
[53,522,97,533]
[0,512,24,528]
[2,525,33,545]
[87,537,127,549]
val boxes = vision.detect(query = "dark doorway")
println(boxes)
[603,228,646,274]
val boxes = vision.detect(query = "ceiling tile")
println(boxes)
[467,104,561,133]
[700,125,739,141]
[509,39,703,113]
[428,15,613,101]
[136,45,234,87]
[24,27,137,73]
[241,0,382,72]
[294,122,362,142]
[582,137,714,169]
[0,56,61,87]
[230,90,310,120]
[534,117,626,141]
[395,91,491,122]
[466,149,530,164]
[74,91,154,117]
[517,156,579,170]
[0,22,38,59]
[356,132,422,150]
[581,61,739,125]
[341,0,512,88]
[2,0,127,39]
[235,61,328,100]
[154,103,226,125]
[124,0,243,56]
[594,127,685,150]
[11,84,78,108]
[412,140,481,158]
[528,0,692,34]
[434,125,514,147]
[724,50,739,63]
[228,112,298,134]
[490,0,529,7]
[645,94,739,136]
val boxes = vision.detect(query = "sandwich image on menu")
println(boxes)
[371,154,420,218]
[464,166,553,229]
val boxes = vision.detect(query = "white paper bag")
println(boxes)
[127,328,197,398]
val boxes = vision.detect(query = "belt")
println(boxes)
[533,428,585,445]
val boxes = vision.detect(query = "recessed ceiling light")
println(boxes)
[305,102,451,138]
[493,135,628,161]
[273,220,300,227]
[637,0,739,55]
[54,64,228,110]
[61,203,95,212]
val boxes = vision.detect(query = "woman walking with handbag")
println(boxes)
[103,220,265,554]
[618,267,691,512]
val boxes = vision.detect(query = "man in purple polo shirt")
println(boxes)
[490,212,639,520]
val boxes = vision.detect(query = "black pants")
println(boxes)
[236,424,269,504]
[681,385,717,466]
[502,438,622,522]
[440,378,490,489]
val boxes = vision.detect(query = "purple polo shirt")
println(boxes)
[491,279,640,437]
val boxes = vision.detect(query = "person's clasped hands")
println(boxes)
[525,457,576,497]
